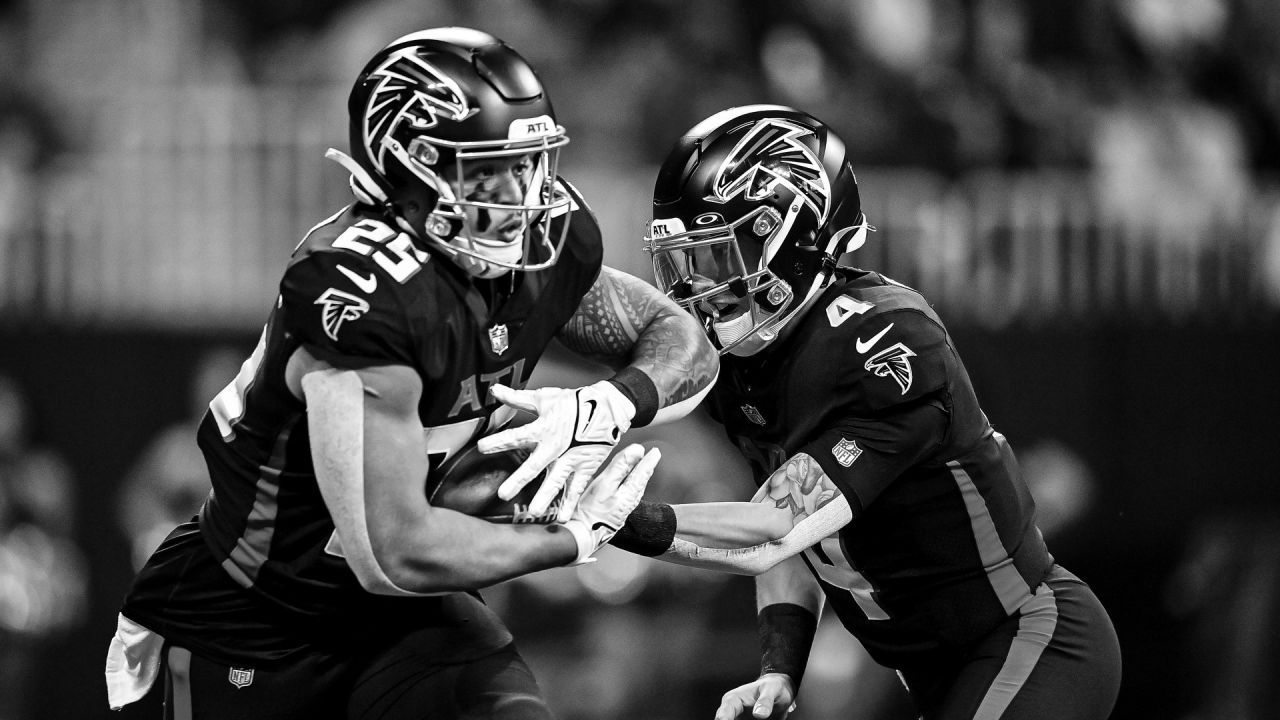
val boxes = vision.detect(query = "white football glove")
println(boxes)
[478,381,636,522]
[561,444,661,566]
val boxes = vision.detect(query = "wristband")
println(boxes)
[607,367,659,428]
[609,501,676,556]
[560,520,598,566]
[758,603,818,690]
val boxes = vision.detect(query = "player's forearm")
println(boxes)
[621,310,719,424]
[305,367,577,595]
[755,556,822,691]
[672,502,794,548]
[756,553,824,614]
[612,497,852,575]
[361,422,576,593]
[373,511,576,593]
[557,266,718,426]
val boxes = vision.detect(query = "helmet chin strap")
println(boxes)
[327,147,490,270]
[831,217,869,256]
[325,148,424,240]
[753,273,826,346]
[325,148,388,205]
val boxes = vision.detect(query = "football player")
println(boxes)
[104,28,717,720]
[609,105,1121,719]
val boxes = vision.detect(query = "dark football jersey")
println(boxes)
[707,269,1053,668]
[122,180,602,664]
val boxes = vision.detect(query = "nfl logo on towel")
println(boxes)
[228,667,255,689]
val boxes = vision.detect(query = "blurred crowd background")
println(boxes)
[0,1,1278,719]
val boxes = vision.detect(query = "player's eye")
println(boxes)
[469,165,496,182]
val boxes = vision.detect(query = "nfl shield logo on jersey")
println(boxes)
[228,667,254,689]
[488,324,509,355]
[741,404,766,425]
[832,437,862,467]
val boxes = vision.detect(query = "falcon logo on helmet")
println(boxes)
[711,118,831,224]
[316,288,371,341]
[865,342,916,395]
[362,49,478,176]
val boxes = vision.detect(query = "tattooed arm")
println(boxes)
[556,265,719,424]
[655,453,855,576]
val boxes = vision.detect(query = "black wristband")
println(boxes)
[607,367,660,428]
[609,501,676,556]
[758,603,818,691]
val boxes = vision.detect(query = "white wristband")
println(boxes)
[561,519,598,566]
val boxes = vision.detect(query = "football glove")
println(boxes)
[478,381,636,522]
[561,444,661,566]
[714,674,797,720]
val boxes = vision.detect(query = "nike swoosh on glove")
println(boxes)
[478,381,636,522]
[562,444,661,566]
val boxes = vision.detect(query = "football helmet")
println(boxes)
[328,27,571,278]
[644,105,869,355]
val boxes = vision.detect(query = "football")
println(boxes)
[425,444,560,523]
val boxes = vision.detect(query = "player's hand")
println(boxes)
[714,674,797,720]
[561,444,660,566]
[478,381,635,522]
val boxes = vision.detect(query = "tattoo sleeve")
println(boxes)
[558,265,718,407]
[761,454,844,521]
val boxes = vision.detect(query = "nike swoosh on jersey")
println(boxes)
[855,322,895,354]
[336,264,377,294]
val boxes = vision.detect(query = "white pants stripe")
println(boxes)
[166,647,194,720]
[974,582,1060,719]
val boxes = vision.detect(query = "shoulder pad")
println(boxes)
[554,177,591,219]
[821,277,938,327]
[279,249,417,366]
[550,176,604,281]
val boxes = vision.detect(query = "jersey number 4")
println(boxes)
[805,540,891,621]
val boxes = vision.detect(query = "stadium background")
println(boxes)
[0,1,1277,718]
